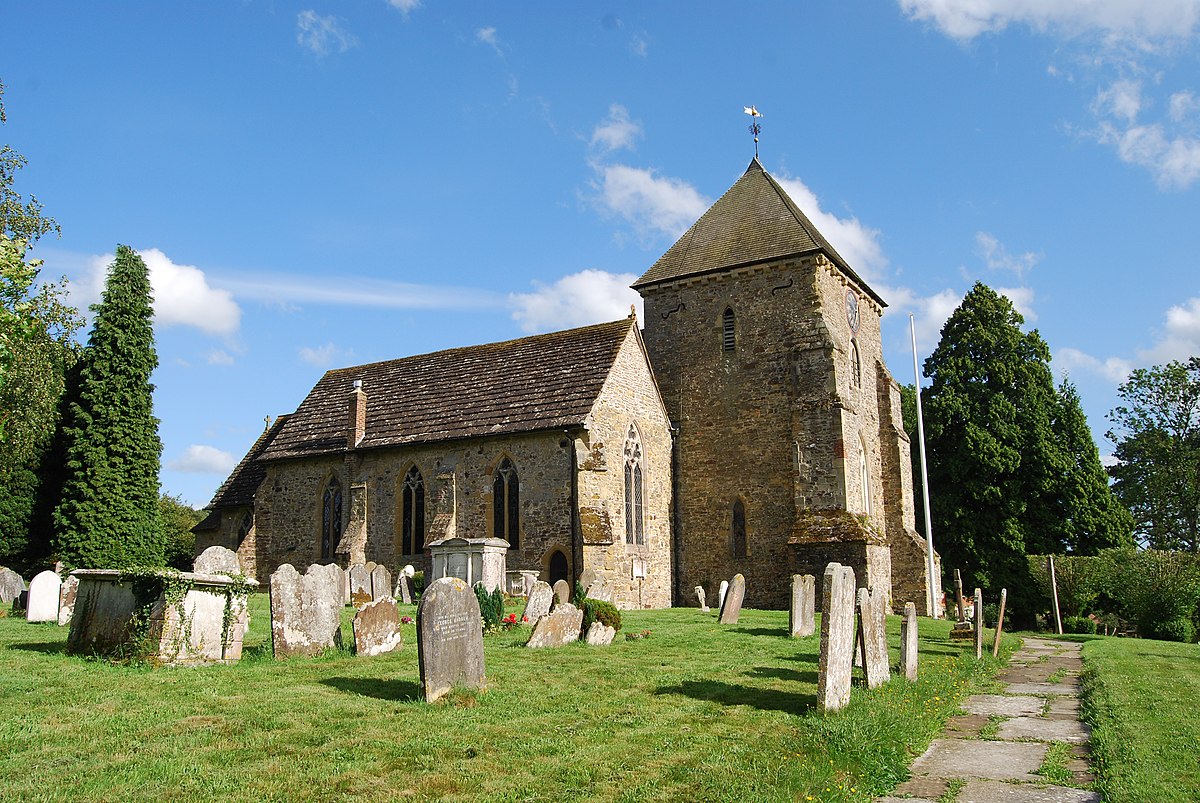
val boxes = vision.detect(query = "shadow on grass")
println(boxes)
[655,679,816,714]
[730,627,789,638]
[320,676,421,702]
[747,665,818,684]
[6,641,67,655]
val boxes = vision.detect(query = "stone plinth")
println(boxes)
[506,570,540,596]
[428,537,509,592]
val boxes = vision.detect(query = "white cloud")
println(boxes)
[1139,295,1200,363]
[299,342,352,368]
[976,232,1042,280]
[593,164,711,240]
[168,444,237,475]
[1098,115,1200,189]
[218,273,503,311]
[476,27,503,55]
[386,0,420,16]
[509,269,641,334]
[207,349,235,366]
[590,104,642,154]
[1170,90,1200,122]
[296,10,357,57]
[879,285,963,354]
[774,176,888,281]
[629,33,649,57]
[1055,346,1133,383]
[995,285,1037,322]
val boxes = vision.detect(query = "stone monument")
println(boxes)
[789,574,815,637]
[417,577,486,702]
[817,563,857,712]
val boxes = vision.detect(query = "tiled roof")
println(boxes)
[205,414,291,509]
[632,158,885,306]
[257,318,636,462]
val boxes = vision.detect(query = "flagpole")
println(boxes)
[910,314,939,618]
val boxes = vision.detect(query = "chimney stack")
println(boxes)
[348,379,367,448]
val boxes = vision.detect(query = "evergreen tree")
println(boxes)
[52,245,163,568]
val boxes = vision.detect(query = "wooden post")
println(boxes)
[1048,556,1063,635]
[992,588,1007,657]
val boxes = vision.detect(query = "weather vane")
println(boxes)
[744,105,763,159]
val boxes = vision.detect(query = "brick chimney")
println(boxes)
[348,379,367,448]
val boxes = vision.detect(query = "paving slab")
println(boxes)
[910,739,1048,782]
[963,694,1045,717]
[877,798,935,803]
[1005,682,1079,697]
[892,777,949,799]
[996,716,1091,744]
[946,713,990,737]
[958,778,1100,802]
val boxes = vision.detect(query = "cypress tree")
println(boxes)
[52,245,163,568]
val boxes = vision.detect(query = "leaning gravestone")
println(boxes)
[817,563,857,712]
[0,567,26,605]
[521,580,554,625]
[371,564,393,602]
[551,579,571,607]
[526,602,584,648]
[353,597,403,657]
[789,574,815,637]
[900,601,919,681]
[270,564,343,658]
[586,576,613,603]
[417,577,486,702]
[695,585,709,612]
[26,569,62,623]
[974,587,984,660]
[585,622,616,646]
[717,579,729,611]
[718,574,746,625]
[857,586,891,688]
[394,573,415,605]
[57,574,80,627]
[348,563,371,606]
[193,545,241,575]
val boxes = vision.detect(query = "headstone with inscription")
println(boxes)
[857,586,891,688]
[348,563,372,606]
[26,569,62,623]
[353,597,403,657]
[0,567,26,605]
[417,577,486,702]
[270,563,343,659]
[900,601,919,681]
[193,545,242,575]
[57,574,80,626]
[695,585,709,613]
[521,580,554,625]
[817,562,857,712]
[718,574,745,625]
[717,579,729,611]
[371,564,393,602]
[526,602,584,648]
[551,579,571,607]
[789,574,815,637]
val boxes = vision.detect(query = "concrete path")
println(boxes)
[876,637,1100,803]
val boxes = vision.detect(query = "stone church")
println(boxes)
[196,157,938,613]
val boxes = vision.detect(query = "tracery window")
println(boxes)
[493,457,520,549]
[722,307,736,353]
[623,425,645,545]
[731,499,748,558]
[401,465,426,555]
[321,477,343,560]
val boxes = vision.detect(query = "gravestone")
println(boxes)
[586,576,613,603]
[26,569,62,623]
[270,563,343,659]
[974,587,984,659]
[551,579,571,607]
[394,574,416,605]
[901,601,919,681]
[789,574,815,637]
[0,567,27,604]
[348,563,372,606]
[718,574,745,625]
[857,586,891,688]
[365,560,378,573]
[417,577,486,702]
[817,562,857,712]
[526,602,584,648]
[578,567,598,593]
[521,580,554,625]
[949,568,973,640]
[57,574,79,627]
[370,564,393,602]
[695,585,709,612]
[402,564,415,578]
[193,545,241,575]
[353,597,403,657]
[717,579,729,610]
[585,622,616,646]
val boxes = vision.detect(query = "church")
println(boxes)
[195,158,939,613]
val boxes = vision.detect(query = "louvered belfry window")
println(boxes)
[722,307,736,353]
[321,477,343,560]
[401,465,425,555]
[493,457,520,549]
[624,425,645,545]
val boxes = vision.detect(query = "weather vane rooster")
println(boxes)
[744,105,762,159]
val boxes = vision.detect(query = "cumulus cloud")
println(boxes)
[509,269,641,334]
[898,0,1200,43]
[168,444,238,475]
[299,342,352,369]
[296,10,358,56]
[219,273,502,311]
[1096,108,1200,190]
[995,285,1038,323]
[878,284,964,354]
[590,104,642,154]
[387,0,420,16]
[977,232,1042,280]
[1053,296,1200,383]
[593,164,711,240]
[774,176,888,281]
[1055,347,1133,383]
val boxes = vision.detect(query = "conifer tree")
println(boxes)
[52,245,163,568]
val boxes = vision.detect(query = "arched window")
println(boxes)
[722,307,736,353]
[493,457,520,549]
[236,511,253,549]
[731,499,748,558]
[623,425,645,545]
[401,465,425,555]
[851,339,862,388]
[548,550,569,586]
[321,477,343,560]
[860,436,872,516]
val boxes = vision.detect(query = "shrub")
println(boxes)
[412,571,424,594]
[1063,615,1097,635]
[474,584,505,631]
[1146,616,1195,643]
[582,598,621,633]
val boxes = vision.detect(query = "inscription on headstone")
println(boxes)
[857,586,891,688]
[817,563,857,712]
[417,577,486,702]
[789,574,815,637]
[26,569,62,623]
[521,580,554,625]
[718,574,745,625]
[900,601,918,681]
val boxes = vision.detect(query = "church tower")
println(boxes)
[634,158,937,611]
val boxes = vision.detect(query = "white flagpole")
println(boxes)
[910,314,939,618]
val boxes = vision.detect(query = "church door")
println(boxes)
[548,550,569,586]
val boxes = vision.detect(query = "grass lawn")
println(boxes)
[0,596,1011,802]
[1080,634,1200,803]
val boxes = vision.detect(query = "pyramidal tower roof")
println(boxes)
[632,158,884,306]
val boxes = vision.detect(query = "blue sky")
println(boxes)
[4,1,1199,507]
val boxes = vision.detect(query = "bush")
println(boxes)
[474,584,505,631]
[412,571,424,594]
[582,598,622,633]
[1146,616,1195,643]
[1063,615,1097,635]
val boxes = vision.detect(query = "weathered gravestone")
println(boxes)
[348,564,372,606]
[269,564,343,659]
[417,577,486,702]
[193,545,241,575]
[353,597,403,657]
[526,602,584,648]
[586,576,614,603]
[717,579,729,611]
[949,568,973,640]
[789,574,815,637]
[551,579,571,607]
[585,622,616,646]
[974,587,984,660]
[0,567,26,605]
[857,586,891,688]
[371,564,393,602]
[57,574,79,626]
[26,569,62,623]
[718,574,745,625]
[394,573,416,605]
[521,580,554,625]
[365,560,377,573]
[695,585,709,613]
[817,563,857,712]
[900,601,919,681]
